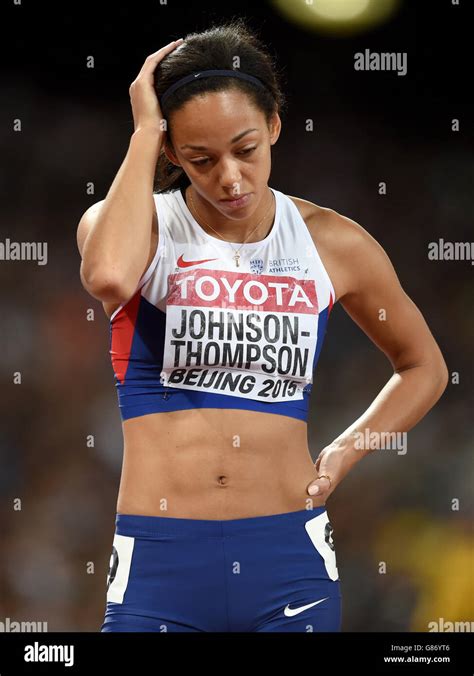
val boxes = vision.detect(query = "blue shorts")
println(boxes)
[100,506,342,632]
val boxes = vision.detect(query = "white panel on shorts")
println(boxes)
[106,533,135,604]
[304,511,339,581]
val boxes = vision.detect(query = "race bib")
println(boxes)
[160,268,319,403]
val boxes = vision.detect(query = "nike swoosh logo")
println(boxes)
[176,254,218,268]
[284,597,329,617]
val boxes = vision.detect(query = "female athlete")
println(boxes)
[76,20,448,632]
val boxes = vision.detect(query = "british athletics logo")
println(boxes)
[160,269,321,402]
[250,257,264,274]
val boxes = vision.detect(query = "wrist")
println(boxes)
[130,126,164,161]
[328,431,372,464]
[132,125,164,141]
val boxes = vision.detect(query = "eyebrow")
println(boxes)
[180,128,259,151]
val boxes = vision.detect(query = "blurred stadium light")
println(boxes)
[271,0,402,36]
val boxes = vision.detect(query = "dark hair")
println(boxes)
[153,17,287,194]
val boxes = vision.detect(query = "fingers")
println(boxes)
[307,474,332,497]
[136,39,184,78]
[129,39,185,130]
[148,38,184,60]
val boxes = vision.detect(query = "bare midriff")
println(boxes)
[117,408,324,520]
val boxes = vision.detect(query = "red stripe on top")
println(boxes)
[109,293,141,385]
[328,291,334,315]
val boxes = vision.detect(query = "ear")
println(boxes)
[269,112,282,146]
[163,139,181,167]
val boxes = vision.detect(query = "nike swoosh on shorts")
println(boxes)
[283,597,329,617]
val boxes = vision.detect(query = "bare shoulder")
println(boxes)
[286,194,367,250]
[78,195,159,320]
[287,194,375,303]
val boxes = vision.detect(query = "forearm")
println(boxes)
[81,127,162,294]
[329,363,449,460]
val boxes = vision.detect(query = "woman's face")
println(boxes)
[164,89,281,218]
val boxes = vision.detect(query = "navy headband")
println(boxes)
[160,69,268,107]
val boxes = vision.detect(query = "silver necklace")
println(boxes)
[188,188,275,267]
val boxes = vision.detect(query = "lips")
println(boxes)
[218,193,252,210]
[220,193,250,202]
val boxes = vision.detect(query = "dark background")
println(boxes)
[0,0,472,631]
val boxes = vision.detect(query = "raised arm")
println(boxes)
[76,40,184,304]
[76,127,160,304]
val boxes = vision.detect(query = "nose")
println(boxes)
[218,158,242,195]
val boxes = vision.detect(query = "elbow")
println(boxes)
[436,360,450,396]
[395,351,449,400]
[80,263,132,304]
[433,343,450,393]
[427,354,449,401]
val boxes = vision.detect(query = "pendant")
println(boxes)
[233,252,240,267]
